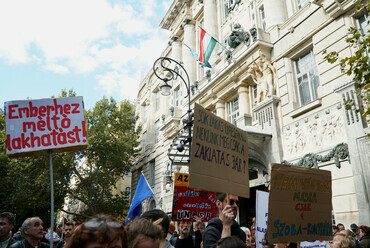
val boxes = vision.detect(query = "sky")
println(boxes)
[0,0,171,111]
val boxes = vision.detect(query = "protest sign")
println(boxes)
[267,164,332,243]
[172,173,218,222]
[256,190,269,248]
[5,97,87,157]
[189,103,249,198]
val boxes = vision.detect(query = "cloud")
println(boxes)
[42,63,70,74]
[0,0,171,103]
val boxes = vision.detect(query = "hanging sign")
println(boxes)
[189,103,249,198]
[5,96,88,157]
[172,173,218,222]
[267,164,332,243]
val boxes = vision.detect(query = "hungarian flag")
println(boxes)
[198,27,217,67]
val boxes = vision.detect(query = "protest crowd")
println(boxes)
[1,196,370,248]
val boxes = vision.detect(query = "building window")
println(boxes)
[142,131,147,148]
[224,0,231,19]
[150,161,155,187]
[296,0,310,10]
[154,120,159,144]
[174,87,181,107]
[155,91,160,111]
[357,14,369,55]
[252,85,258,104]
[259,6,266,31]
[358,14,369,34]
[149,200,156,210]
[249,2,255,26]
[143,105,147,122]
[125,187,131,200]
[294,50,320,106]
[228,97,239,125]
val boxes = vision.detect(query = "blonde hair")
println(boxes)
[334,232,355,248]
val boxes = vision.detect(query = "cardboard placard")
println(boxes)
[189,103,249,198]
[172,173,217,222]
[267,164,332,243]
[5,97,88,157]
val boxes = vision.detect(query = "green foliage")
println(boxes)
[66,97,140,217]
[0,111,76,228]
[323,1,370,124]
[0,90,140,226]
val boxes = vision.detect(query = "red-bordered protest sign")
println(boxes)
[172,173,218,222]
[5,97,88,157]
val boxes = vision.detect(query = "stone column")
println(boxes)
[264,0,287,31]
[204,0,218,66]
[236,86,252,127]
[171,38,182,62]
[216,100,225,119]
[204,0,218,38]
[183,21,196,84]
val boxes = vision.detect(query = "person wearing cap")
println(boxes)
[45,232,60,248]
[202,193,246,248]
[0,212,17,248]
[10,217,50,248]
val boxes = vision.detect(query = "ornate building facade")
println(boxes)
[132,0,370,227]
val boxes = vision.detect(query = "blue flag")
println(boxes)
[184,43,212,68]
[125,173,154,224]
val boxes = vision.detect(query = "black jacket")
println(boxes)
[10,239,49,248]
[360,235,370,248]
[202,217,246,248]
[5,237,17,248]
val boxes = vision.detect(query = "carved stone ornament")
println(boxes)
[282,143,349,169]
[227,23,248,49]
[248,55,277,103]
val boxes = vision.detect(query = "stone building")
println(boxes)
[132,0,370,228]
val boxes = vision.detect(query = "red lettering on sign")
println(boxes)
[8,105,18,119]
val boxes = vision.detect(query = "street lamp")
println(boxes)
[153,57,193,165]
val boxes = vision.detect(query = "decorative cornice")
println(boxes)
[282,143,350,168]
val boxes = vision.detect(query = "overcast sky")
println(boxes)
[0,0,171,110]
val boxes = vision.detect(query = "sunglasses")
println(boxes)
[224,199,240,206]
[83,219,123,229]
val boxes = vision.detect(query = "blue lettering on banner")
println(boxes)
[272,220,332,238]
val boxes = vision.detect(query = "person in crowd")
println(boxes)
[351,224,359,239]
[167,223,176,243]
[45,232,60,248]
[193,216,205,248]
[10,217,50,248]
[358,225,370,248]
[174,221,194,248]
[13,230,21,242]
[0,212,17,248]
[126,218,162,248]
[140,209,174,248]
[331,232,356,248]
[202,193,246,248]
[57,222,74,248]
[333,225,340,235]
[65,214,128,248]
[240,227,252,247]
[338,224,346,231]
[216,236,246,248]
